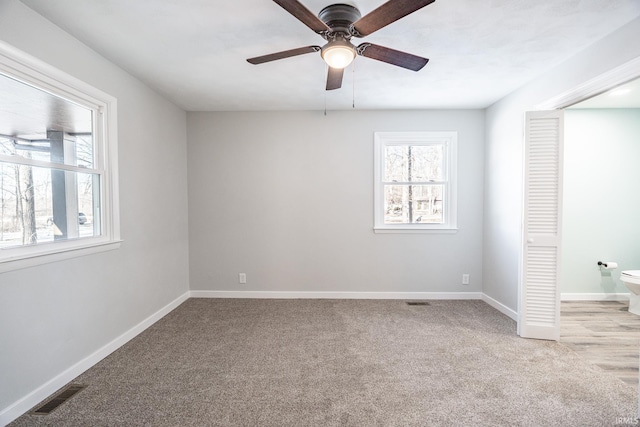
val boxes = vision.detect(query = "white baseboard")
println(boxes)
[561,292,630,302]
[0,291,190,427]
[189,290,484,300]
[482,293,518,321]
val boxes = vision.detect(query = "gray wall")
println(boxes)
[483,17,640,311]
[0,0,190,413]
[187,110,484,294]
[561,109,640,294]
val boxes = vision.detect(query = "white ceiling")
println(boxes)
[19,0,640,111]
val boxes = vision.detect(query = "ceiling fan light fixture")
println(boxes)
[321,39,356,69]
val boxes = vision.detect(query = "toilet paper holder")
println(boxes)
[597,261,618,269]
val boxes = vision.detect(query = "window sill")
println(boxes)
[374,227,458,234]
[0,239,122,274]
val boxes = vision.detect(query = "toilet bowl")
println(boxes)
[621,271,640,315]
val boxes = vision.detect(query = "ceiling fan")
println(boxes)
[247,0,435,90]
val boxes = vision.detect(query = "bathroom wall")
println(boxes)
[561,108,640,295]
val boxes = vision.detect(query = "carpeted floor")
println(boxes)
[10,299,638,426]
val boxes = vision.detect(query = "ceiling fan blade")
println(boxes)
[273,0,330,34]
[247,46,321,65]
[326,67,344,90]
[352,0,435,37]
[357,43,428,71]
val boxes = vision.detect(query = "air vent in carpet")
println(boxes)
[406,301,431,306]
[31,384,86,415]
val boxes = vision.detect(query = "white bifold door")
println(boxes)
[519,110,564,341]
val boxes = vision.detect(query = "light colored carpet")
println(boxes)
[11,299,638,426]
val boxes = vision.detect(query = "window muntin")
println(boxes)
[374,132,457,232]
[0,41,119,270]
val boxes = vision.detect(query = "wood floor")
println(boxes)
[561,300,640,386]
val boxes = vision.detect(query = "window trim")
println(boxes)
[0,41,121,273]
[374,131,457,233]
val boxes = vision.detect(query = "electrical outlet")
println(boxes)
[462,274,470,285]
[239,273,246,284]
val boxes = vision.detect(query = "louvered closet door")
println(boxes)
[520,110,564,340]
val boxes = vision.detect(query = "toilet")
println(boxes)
[621,271,640,315]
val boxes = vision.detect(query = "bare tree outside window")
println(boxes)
[383,144,444,224]
[375,132,457,232]
[0,139,37,245]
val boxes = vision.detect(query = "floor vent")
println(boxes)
[31,384,86,415]
[406,301,431,306]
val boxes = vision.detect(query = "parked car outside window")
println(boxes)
[46,213,88,226]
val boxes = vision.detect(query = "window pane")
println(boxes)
[77,172,100,238]
[0,163,100,248]
[384,145,444,182]
[1,162,51,248]
[74,134,95,169]
[0,73,94,168]
[410,145,443,181]
[383,185,444,224]
[384,145,408,182]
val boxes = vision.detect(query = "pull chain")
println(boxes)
[324,89,327,116]
[352,60,356,109]
[324,63,328,116]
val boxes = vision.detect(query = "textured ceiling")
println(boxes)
[19,0,640,111]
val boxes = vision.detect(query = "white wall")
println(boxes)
[561,108,640,294]
[483,17,640,311]
[0,0,190,418]
[187,110,484,295]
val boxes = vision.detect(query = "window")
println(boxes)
[0,42,120,271]
[374,132,457,233]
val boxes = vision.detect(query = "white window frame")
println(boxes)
[374,131,457,233]
[0,41,120,272]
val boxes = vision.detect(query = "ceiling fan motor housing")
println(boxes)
[318,4,361,36]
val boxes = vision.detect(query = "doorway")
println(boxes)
[558,77,640,386]
[520,56,640,341]
[561,82,640,299]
